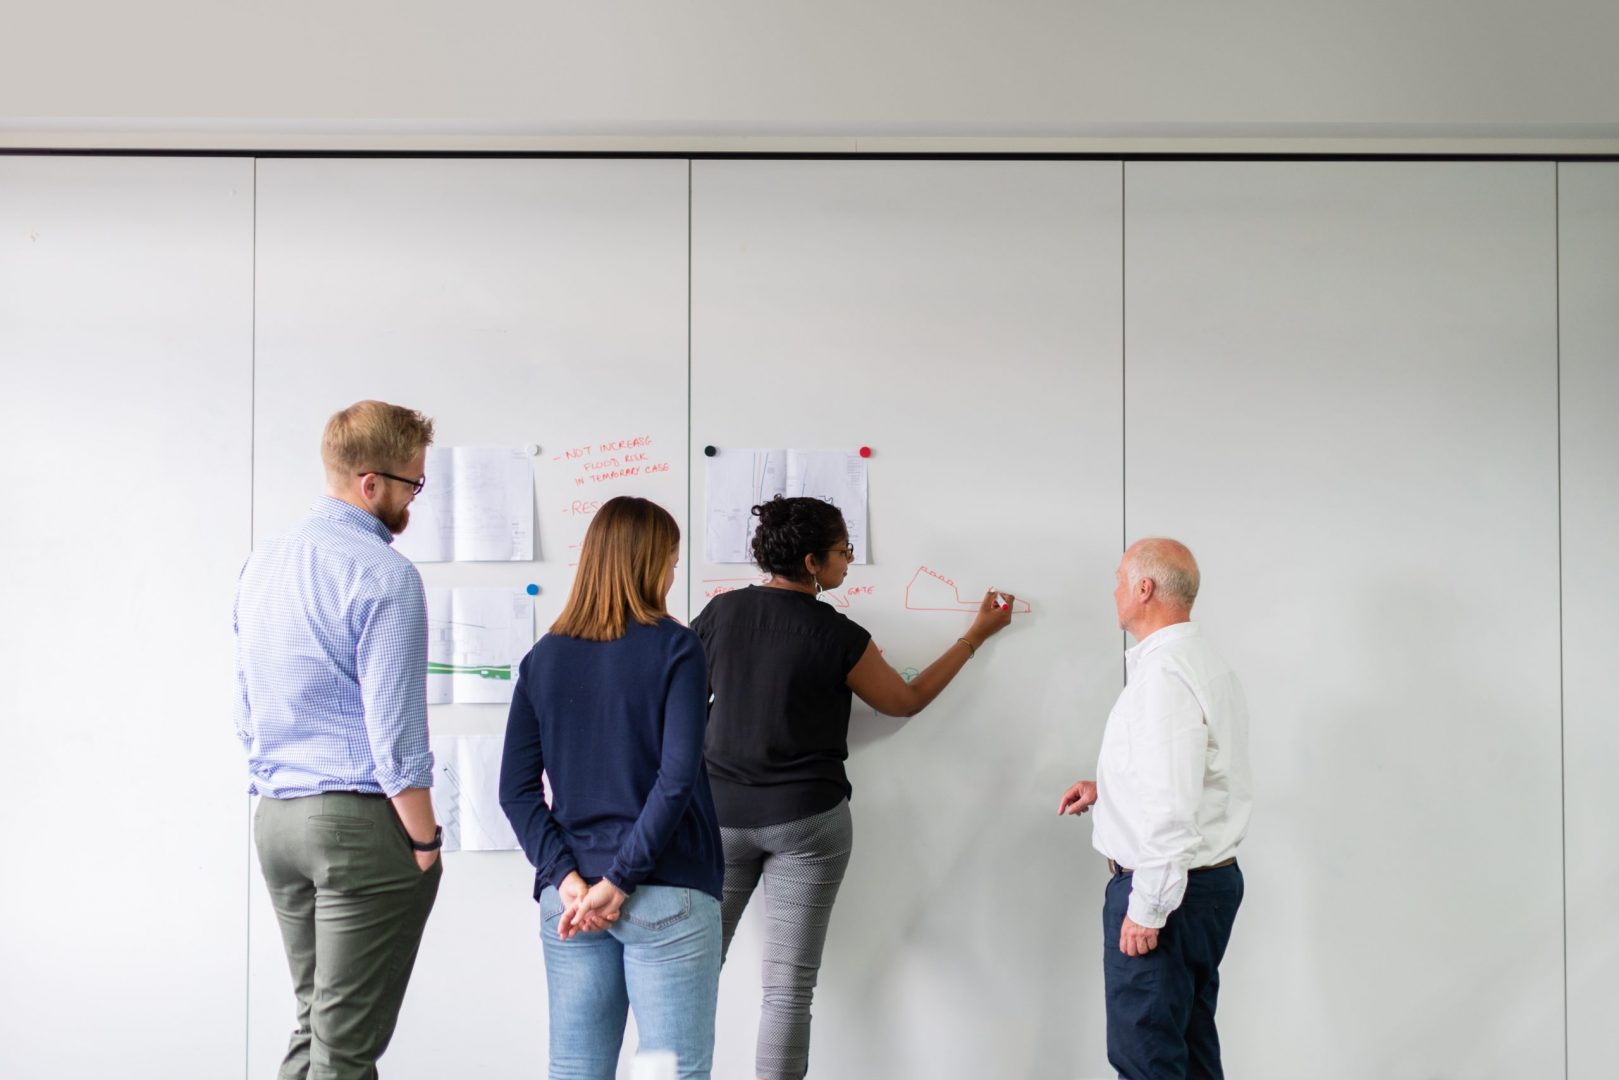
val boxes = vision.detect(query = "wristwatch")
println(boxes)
[409,826,443,853]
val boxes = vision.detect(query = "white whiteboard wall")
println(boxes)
[0,156,254,1078]
[0,153,1599,1080]
[691,160,1125,1080]
[247,158,691,1078]
[1560,162,1619,1080]
[1123,161,1563,1079]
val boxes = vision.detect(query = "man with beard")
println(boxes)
[234,399,443,1080]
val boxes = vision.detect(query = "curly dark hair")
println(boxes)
[751,496,848,582]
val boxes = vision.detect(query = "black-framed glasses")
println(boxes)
[360,470,426,496]
[828,544,855,560]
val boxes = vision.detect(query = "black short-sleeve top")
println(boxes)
[691,586,874,828]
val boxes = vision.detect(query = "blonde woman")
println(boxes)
[500,496,723,1080]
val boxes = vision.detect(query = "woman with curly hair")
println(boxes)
[692,495,1014,1080]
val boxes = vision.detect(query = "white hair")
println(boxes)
[1126,538,1200,609]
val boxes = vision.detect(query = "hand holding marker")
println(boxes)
[964,587,1015,648]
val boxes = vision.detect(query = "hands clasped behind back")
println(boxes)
[554,870,627,940]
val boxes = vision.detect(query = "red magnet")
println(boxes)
[858,446,872,458]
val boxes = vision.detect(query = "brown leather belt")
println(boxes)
[1107,857,1236,876]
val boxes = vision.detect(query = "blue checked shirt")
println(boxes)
[233,496,434,798]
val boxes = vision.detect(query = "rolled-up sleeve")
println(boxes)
[355,566,434,796]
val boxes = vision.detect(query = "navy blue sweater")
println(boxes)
[499,618,723,902]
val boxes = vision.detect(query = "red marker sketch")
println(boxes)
[701,575,766,600]
[904,565,1031,614]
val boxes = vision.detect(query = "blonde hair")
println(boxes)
[551,497,681,641]
[321,400,436,479]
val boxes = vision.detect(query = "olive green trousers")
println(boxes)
[255,792,441,1080]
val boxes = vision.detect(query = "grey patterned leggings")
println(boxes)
[720,800,854,1080]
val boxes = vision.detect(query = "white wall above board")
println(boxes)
[5,2,1619,144]
[3,155,1614,1080]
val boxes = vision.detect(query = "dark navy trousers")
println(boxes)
[1103,863,1244,1080]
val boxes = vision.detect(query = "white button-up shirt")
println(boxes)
[1092,621,1252,929]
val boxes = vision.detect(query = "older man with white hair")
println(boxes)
[1058,538,1252,1080]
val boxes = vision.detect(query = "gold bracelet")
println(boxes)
[957,637,977,658]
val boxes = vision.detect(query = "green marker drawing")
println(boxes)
[428,662,513,681]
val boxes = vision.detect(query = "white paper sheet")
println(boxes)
[704,448,781,563]
[426,588,455,705]
[704,448,868,564]
[452,447,535,561]
[395,446,534,563]
[783,449,869,563]
[429,734,520,852]
[426,587,535,705]
[398,446,455,563]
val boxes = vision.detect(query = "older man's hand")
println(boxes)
[1119,915,1160,957]
[1058,779,1098,816]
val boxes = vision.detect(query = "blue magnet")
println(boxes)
[525,583,539,596]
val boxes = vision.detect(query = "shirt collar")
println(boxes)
[1124,620,1200,668]
[310,495,395,545]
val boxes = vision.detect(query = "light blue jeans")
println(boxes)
[538,884,722,1080]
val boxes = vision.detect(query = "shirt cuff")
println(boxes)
[373,755,435,797]
[1127,891,1170,930]
[604,867,637,895]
